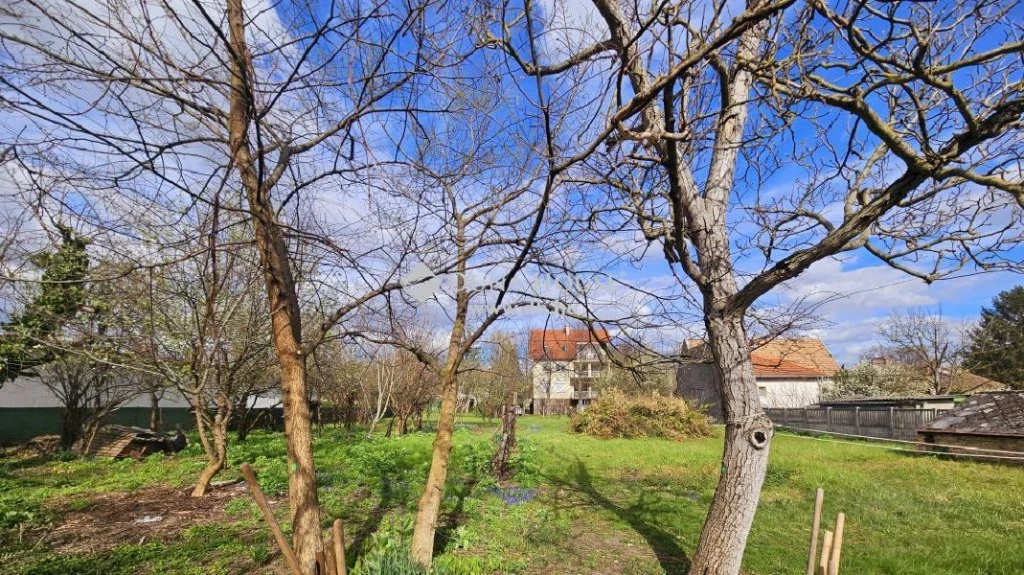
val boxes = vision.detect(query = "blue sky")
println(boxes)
[1,0,1018,368]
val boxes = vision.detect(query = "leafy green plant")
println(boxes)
[0,510,37,529]
[223,498,258,520]
[447,525,472,551]
[248,456,288,495]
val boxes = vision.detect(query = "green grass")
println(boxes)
[2,416,1022,574]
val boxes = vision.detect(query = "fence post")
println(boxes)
[826,407,833,432]
[888,407,896,438]
[854,406,861,436]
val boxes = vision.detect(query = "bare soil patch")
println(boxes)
[44,481,277,554]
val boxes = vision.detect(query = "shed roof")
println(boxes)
[919,392,1024,438]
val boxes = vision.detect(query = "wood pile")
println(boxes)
[79,425,186,459]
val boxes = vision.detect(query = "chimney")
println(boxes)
[563,325,570,336]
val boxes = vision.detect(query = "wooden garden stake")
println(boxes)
[806,488,824,575]
[829,513,846,575]
[333,519,347,575]
[325,547,336,575]
[240,463,303,575]
[818,530,833,575]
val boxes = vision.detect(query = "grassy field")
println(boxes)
[2,416,1022,574]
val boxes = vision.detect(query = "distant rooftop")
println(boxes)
[919,392,1024,438]
[683,337,839,379]
[528,327,609,362]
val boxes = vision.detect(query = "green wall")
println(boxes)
[0,407,196,446]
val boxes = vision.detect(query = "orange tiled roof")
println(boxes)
[684,337,839,378]
[528,328,609,361]
[750,338,840,378]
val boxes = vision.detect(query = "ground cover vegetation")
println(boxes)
[2,417,1021,575]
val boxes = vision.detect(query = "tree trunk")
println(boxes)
[192,422,227,497]
[193,393,232,497]
[491,406,517,481]
[237,409,252,442]
[688,314,773,575]
[224,0,322,565]
[410,368,458,566]
[492,370,520,481]
[345,392,356,436]
[60,405,86,451]
[277,332,321,567]
[149,390,162,432]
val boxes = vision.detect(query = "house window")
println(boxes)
[758,386,768,400]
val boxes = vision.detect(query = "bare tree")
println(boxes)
[489,332,527,480]
[388,346,437,436]
[307,341,366,435]
[38,355,140,452]
[878,308,966,396]
[364,351,398,437]
[140,204,274,497]
[1,0,465,563]
[494,0,1024,572]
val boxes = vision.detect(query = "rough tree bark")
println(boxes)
[193,391,233,497]
[410,367,460,565]
[224,0,322,565]
[694,313,773,574]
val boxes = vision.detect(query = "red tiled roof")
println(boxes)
[528,328,610,361]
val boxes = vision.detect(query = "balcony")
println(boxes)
[571,389,596,400]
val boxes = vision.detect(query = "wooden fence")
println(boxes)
[765,406,949,441]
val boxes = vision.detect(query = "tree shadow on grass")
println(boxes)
[433,479,476,556]
[346,470,411,562]
[546,458,690,574]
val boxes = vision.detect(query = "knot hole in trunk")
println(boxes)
[749,429,769,449]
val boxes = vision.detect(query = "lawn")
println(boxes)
[1,416,1022,574]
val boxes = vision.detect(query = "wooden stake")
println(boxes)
[325,546,336,575]
[806,488,824,575]
[818,530,833,575]
[333,519,347,575]
[829,513,846,575]
[240,463,303,575]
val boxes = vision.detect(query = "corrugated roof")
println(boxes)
[528,328,610,361]
[920,392,1024,438]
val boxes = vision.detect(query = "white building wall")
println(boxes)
[531,362,573,400]
[0,376,193,408]
[759,378,828,408]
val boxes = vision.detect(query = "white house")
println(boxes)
[528,327,609,414]
[677,337,840,420]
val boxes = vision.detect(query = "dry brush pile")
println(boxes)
[569,391,713,441]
